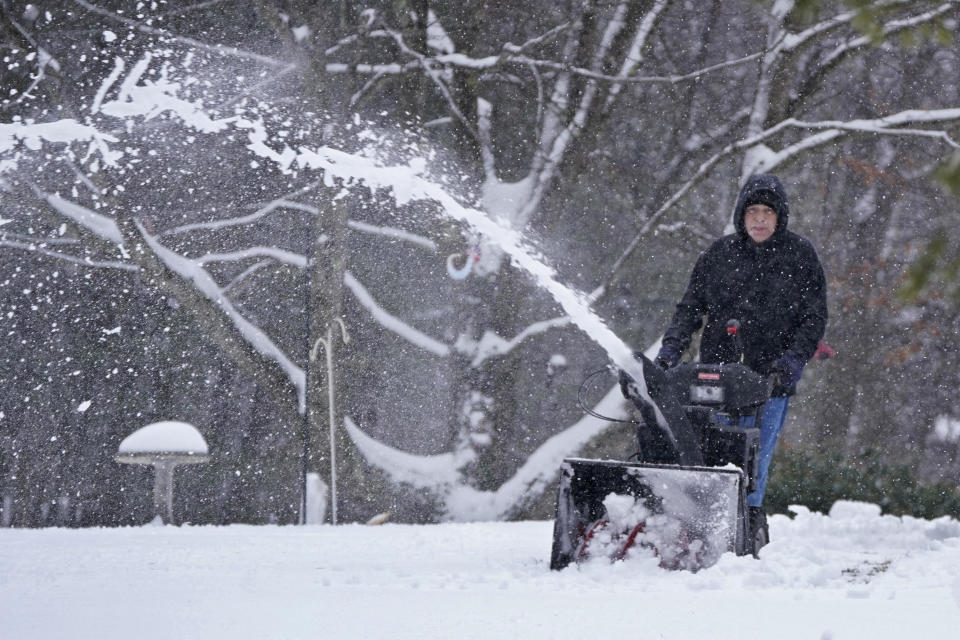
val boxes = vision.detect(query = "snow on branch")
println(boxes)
[745,110,960,174]
[604,0,669,108]
[343,271,451,357]
[325,4,760,90]
[343,416,469,488]
[349,69,394,108]
[328,43,761,87]
[775,0,918,55]
[44,193,124,246]
[343,385,628,521]
[819,2,957,69]
[776,7,859,54]
[346,220,437,251]
[423,8,456,54]
[463,317,572,367]
[196,247,307,268]
[501,22,572,54]
[161,185,323,237]
[375,25,480,144]
[475,98,498,185]
[595,106,960,300]
[91,57,125,114]
[0,230,78,246]
[161,201,313,237]
[799,109,960,136]
[326,61,416,75]
[0,238,138,271]
[138,223,306,410]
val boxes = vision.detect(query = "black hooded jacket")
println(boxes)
[661,174,827,396]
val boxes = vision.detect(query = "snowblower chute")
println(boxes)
[550,352,770,571]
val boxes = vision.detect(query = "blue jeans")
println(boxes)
[728,397,790,508]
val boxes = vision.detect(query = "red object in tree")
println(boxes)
[813,341,836,361]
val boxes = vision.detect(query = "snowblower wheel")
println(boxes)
[750,508,769,556]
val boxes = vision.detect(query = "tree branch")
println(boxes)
[787,3,957,116]
[69,0,290,68]
[35,189,306,422]
[136,221,306,412]
[160,185,322,237]
[222,259,274,294]
[196,247,308,267]
[343,270,451,357]
[466,317,572,367]
[375,23,481,144]
[326,44,761,86]
[821,3,955,70]
[594,106,960,300]
[346,220,437,251]
[0,238,137,271]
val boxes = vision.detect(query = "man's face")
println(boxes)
[744,204,777,243]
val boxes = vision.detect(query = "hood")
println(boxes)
[733,174,790,241]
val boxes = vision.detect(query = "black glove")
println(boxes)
[654,343,681,371]
[771,350,805,395]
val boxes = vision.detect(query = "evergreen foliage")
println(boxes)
[766,444,960,520]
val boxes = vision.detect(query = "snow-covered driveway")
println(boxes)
[3,502,960,639]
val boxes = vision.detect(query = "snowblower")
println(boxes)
[550,337,772,571]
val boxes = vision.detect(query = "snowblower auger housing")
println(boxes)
[550,356,769,571]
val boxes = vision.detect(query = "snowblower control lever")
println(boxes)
[726,319,744,363]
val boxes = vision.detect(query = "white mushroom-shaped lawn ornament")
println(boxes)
[115,421,210,525]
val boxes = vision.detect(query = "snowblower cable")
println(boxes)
[577,366,644,425]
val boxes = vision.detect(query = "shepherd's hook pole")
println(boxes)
[310,318,350,525]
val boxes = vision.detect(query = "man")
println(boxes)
[656,174,828,520]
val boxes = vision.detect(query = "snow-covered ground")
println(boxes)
[3,501,960,640]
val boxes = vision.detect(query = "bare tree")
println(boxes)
[3,0,960,526]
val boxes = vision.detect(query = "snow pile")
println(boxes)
[934,414,960,442]
[702,501,960,594]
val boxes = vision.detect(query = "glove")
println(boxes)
[654,343,681,371]
[771,350,805,395]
